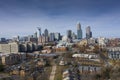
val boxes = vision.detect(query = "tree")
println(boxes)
[79,45,86,53]
[93,45,100,53]
[0,65,4,72]
[95,74,101,80]
[101,67,111,79]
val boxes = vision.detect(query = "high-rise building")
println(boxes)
[67,30,72,39]
[44,29,49,42]
[44,29,49,37]
[49,33,55,42]
[77,23,82,39]
[54,32,60,41]
[86,26,92,39]
[37,27,41,37]
[33,32,37,38]
[38,35,49,43]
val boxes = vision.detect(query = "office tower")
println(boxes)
[86,26,92,39]
[44,29,49,37]
[49,33,55,42]
[77,23,82,39]
[33,32,37,38]
[44,29,49,42]
[67,30,72,39]
[38,35,49,43]
[54,32,60,41]
[38,33,46,43]
[37,27,41,37]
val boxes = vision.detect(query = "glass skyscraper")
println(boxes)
[77,23,82,39]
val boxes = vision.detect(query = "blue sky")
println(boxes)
[0,0,120,38]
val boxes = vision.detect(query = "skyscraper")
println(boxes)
[37,27,41,37]
[67,30,72,39]
[44,29,49,42]
[44,29,48,37]
[54,32,60,41]
[77,23,82,39]
[33,32,37,38]
[49,33,55,42]
[86,26,92,39]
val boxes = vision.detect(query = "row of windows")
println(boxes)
[108,52,120,59]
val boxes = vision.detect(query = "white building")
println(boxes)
[87,38,96,45]
[107,47,120,60]
[72,53,99,59]
[78,65,101,73]
[98,37,108,47]
[0,42,19,53]
[56,41,74,48]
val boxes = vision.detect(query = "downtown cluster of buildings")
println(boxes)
[0,22,120,80]
[38,22,92,43]
[0,22,93,66]
[0,22,120,66]
[0,22,93,54]
[0,22,93,44]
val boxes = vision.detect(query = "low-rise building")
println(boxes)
[59,58,67,66]
[0,53,26,65]
[55,47,68,52]
[37,59,46,67]
[41,50,52,53]
[9,42,19,53]
[87,38,97,45]
[0,42,19,53]
[98,37,108,48]
[0,43,10,53]
[108,51,120,60]
[72,53,99,59]
[78,65,101,73]
[62,69,80,80]
[19,42,38,52]
[107,47,120,60]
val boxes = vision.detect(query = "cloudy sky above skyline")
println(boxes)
[0,0,120,38]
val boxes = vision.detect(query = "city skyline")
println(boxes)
[0,0,120,38]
